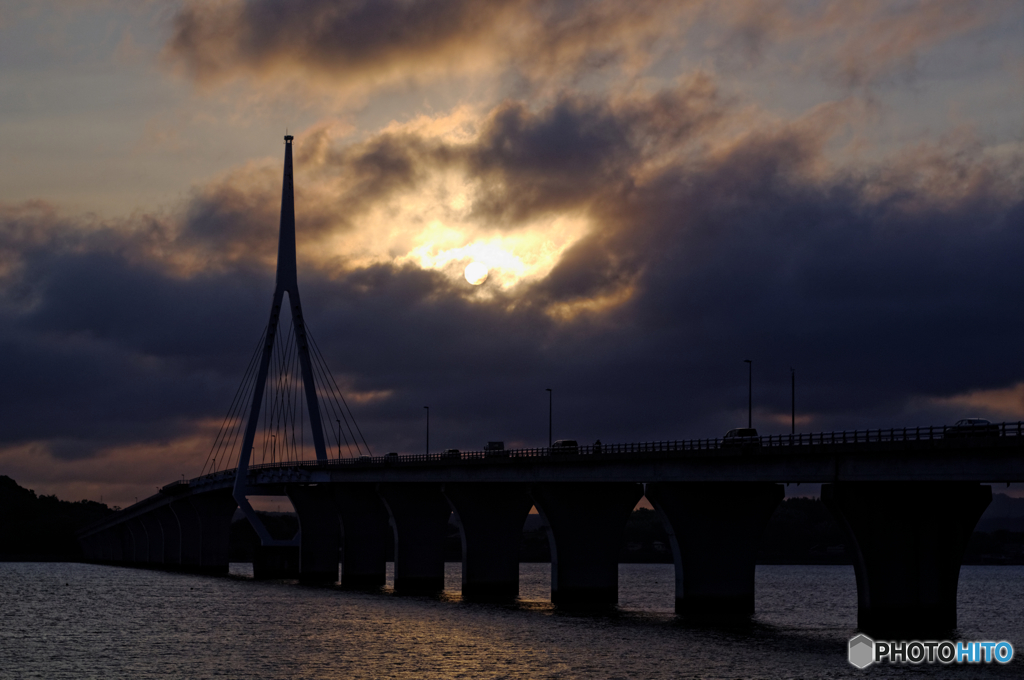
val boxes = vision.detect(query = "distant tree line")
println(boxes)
[0,476,113,561]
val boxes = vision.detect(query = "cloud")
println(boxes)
[165,0,678,93]
[926,383,1024,422]
[164,0,1012,97]
[1,66,1021,506]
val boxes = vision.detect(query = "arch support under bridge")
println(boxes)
[531,482,644,606]
[822,482,991,637]
[646,482,783,618]
[443,482,533,601]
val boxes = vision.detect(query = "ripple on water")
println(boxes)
[1,562,1020,679]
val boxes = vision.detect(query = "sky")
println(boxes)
[0,0,1022,508]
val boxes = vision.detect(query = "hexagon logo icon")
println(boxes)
[848,634,875,669]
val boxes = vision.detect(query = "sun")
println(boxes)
[464,261,488,285]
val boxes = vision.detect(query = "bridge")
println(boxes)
[78,136,1024,638]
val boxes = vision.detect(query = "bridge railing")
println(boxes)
[184,421,1023,485]
[81,421,1022,531]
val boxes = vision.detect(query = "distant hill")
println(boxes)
[976,493,1024,533]
[0,476,113,561]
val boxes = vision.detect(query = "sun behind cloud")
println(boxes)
[464,261,488,285]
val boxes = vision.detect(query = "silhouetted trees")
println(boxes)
[0,476,113,561]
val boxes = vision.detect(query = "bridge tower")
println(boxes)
[232,136,330,546]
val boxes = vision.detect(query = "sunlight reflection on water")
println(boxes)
[2,563,1020,679]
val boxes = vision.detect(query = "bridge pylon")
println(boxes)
[230,136,334,546]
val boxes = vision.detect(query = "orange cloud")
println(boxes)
[930,383,1024,422]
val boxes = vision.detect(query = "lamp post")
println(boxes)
[424,406,429,455]
[545,388,552,447]
[336,419,342,458]
[790,368,795,435]
[744,360,752,428]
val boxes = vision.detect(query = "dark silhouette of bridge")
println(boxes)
[78,137,1024,638]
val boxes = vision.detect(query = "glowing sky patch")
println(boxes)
[464,261,488,285]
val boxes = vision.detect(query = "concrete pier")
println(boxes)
[170,498,204,572]
[155,505,181,568]
[126,517,148,564]
[823,482,992,637]
[188,490,237,575]
[378,483,451,594]
[118,523,133,565]
[96,528,121,563]
[141,513,164,564]
[443,483,533,601]
[531,482,644,605]
[80,533,101,562]
[287,484,341,583]
[334,484,391,589]
[647,482,783,617]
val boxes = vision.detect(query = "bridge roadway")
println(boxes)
[79,423,1024,637]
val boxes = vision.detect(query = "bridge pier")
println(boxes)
[443,483,534,601]
[822,482,991,637]
[334,484,391,589]
[378,483,451,594]
[126,517,148,564]
[646,482,783,618]
[91,529,110,563]
[95,527,122,564]
[531,482,644,606]
[155,505,181,568]
[114,525,129,564]
[117,523,133,565]
[170,498,203,572]
[141,512,165,564]
[287,484,341,583]
[187,490,237,575]
[80,532,102,562]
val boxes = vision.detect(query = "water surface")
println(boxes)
[2,563,1020,678]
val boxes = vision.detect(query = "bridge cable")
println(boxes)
[308,329,372,456]
[301,328,356,458]
[224,327,267,471]
[200,326,266,477]
[309,340,359,458]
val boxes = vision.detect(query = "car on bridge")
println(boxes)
[484,441,508,458]
[441,448,461,460]
[721,428,761,451]
[944,418,1000,438]
[550,439,579,455]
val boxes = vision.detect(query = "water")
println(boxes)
[1,563,1021,678]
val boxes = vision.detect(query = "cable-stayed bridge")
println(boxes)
[78,137,1024,638]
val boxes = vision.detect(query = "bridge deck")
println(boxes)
[80,422,1024,536]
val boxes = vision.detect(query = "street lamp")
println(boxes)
[336,419,342,459]
[546,388,552,447]
[744,360,752,428]
[424,406,429,455]
[790,368,795,435]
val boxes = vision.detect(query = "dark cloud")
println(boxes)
[165,0,680,88]
[1,81,1021,479]
[164,0,1009,97]
[169,0,515,81]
